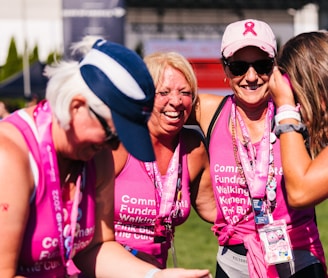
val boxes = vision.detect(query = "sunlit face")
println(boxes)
[225,46,274,108]
[148,66,193,137]
[67,105,118,161]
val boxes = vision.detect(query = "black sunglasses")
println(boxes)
[89,107,119,144]
[223,59,274,76]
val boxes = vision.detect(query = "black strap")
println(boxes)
[205,94,230,148]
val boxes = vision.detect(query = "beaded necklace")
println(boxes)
[144,137,182,243]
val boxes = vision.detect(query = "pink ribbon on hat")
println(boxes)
[243,21,257,36]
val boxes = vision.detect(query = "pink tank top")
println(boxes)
[4,104,96,277]
[114,138,191,268]
[209,95,326,269]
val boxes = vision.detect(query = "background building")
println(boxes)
[0,0,327,97]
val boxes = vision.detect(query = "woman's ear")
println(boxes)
[69,95,88,115]
[221,59,231,78]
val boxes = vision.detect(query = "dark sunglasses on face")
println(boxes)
[223,58,274,76]
[89,107,120,144]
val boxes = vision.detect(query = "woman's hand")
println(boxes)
[155,268,212,278]
[269,66,296,108]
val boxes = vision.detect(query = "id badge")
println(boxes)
[258,219,294,265]
[252,198,269,225]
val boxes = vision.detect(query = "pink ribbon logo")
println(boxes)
[243,21,257,36]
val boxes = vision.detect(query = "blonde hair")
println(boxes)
[143,51,198,105]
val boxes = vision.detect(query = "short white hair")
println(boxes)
[44,36,112,130]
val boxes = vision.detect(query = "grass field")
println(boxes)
[168,201,328,276]
[316,201,328,266]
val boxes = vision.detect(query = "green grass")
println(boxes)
[167,209,217,275]
[168,201,328,276]
[316,201,328,267]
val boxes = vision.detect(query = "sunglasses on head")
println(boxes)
[89,107,120,144]
[223,58,274,76]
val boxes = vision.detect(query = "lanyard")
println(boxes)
[34,101,82,270]
[230,100,274,198]
[144,141,181,219]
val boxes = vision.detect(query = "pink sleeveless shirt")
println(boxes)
[209,96,326,270]
[114,138,191,268]
[4,104,96,278]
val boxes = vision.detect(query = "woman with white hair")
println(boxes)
[0,36,211,278]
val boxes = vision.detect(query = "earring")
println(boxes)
[224,77,227,83]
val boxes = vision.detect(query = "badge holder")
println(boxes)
[252,198,270,225]
[258,219,294,265]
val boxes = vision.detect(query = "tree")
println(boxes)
[2,37,23,80]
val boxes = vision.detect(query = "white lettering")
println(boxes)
[42,237,58,249]
[63,8,126,18]
[119,205,156,216]
[39,250,50,260]
[121,195,156,206]
[236,205,247,215]
[43,260,60,271]
[134,233,152,240]
[119,214,154,224]
[222,206,234,215]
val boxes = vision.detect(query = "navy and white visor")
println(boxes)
[80,39,155,162]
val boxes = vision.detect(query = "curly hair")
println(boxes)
[277,31,328,158]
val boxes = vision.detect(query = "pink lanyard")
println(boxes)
[34,101,82,270]
[230,100,274,198]
[144,142,181,220]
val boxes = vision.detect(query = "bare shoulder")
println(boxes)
[0,121,34,211]
[198,93,226,113]
[180,127,209,183]
[199,93,225,108]
[180,127,206,155]
[197,93,227,135]
[0,121,31,170]
[111,142,129,176]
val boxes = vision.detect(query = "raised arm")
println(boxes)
[269,67,328,208]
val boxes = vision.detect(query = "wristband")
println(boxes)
[275,110,301,126]
[275,123,308,139]
[144,268,161,278]
[276,103,300,114]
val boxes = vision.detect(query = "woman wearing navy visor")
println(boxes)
[0,35,212,278]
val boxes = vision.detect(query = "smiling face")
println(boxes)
[225,46,273,109]
[148,65,193,138]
